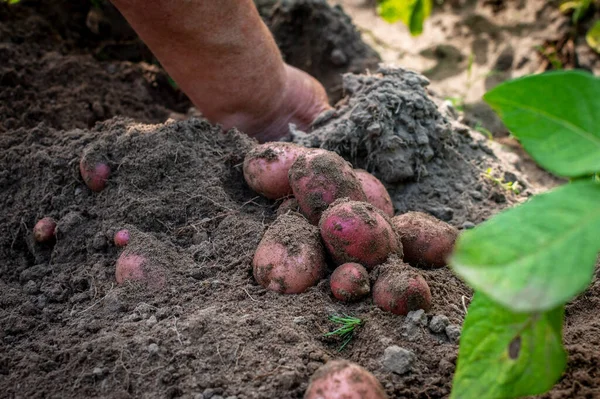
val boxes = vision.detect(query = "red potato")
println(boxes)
[114,229,130,247]
[330,262,370,302]
[33,217,56,243]
[391,211,458,269]
[79,155,110,192]
[243,142,307,199]
[253,213,326,294]
[319,199,401,269]
[304,360,388,399]
[373,259,431,316]
[115,252,165,289]
[289,149,367,224]
[355,169,394,217]
[276,197,300,217]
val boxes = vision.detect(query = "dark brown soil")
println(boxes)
[1,1,599,399]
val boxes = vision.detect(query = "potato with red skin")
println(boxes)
[114,229,130,247]
[79,154,110,192]
[391,211,458,269]
[289,149,367,224]
[330,262,370,302]
[355,169,394,217]
[243,142,307,199]
[33,217,56,243]
[253,213,326,294]
[304,360,388,399]
[373,259,431,316]
[276,197,300,217]
[115,251,165,289]
[319,199,401,269]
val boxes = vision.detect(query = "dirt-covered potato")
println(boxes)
[372,258,431,315]
[115,251,166,289]
[289,149,366,224]
[319,199,401,269]
[243,142,307,199]
[276,197,300,217]
[355,169,394,217]
[391,211,458,269]
[304,360,388,399]
[33,217,56,243]
[253,213,326,294]
[330,262,370,302]
[79,149,110,192]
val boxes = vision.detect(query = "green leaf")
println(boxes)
[586,20,600,54]
[483,70,600,177]
[451,293,566,399]
[451,180,600,312]
[377,0,432,36]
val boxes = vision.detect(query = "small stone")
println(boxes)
[382,346,416,375]
[92,367,104,376]
[225,396,238,399]
[429,315,450,334]
[203,388,215,399]
[23,280,38,295]
[446,324,461,343]
[212,396,223,399]
[404,310,427,341]
[406,310,427,326]
[148,343,159,355]
[461,221,475,230]
[146,315,158,327]
[192,395,205,399]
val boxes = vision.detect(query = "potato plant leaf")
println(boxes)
[451,180,600,312]
[377,0,432,36]
[586,20,600,54]
[451,293,566,399]
[484,71,600,177]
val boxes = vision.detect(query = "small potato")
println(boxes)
[253,213,326,294]
[304,360,388,399]
[355,169,394,217]
[33,217,56,243]
[243,142,307,199]
[276,197,300,217]
[289,149,366,224]
[319,199,401,269]
[372,259,431,316]
[114,229,130,247]
[391,211,458,269]
[115,252,165,289]
[330,262,370,302]
[79,154,110,192]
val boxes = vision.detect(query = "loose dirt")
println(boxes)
[1,1,598,398]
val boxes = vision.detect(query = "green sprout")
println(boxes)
[474,122,493,140]
[483,168,521,194]
[323,315,363,352]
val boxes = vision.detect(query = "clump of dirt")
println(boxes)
[261,0,382,102]
[294,66,530,226]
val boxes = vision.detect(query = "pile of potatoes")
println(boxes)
[244,143,458,316]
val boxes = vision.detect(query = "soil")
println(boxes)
[1,1,599,399]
